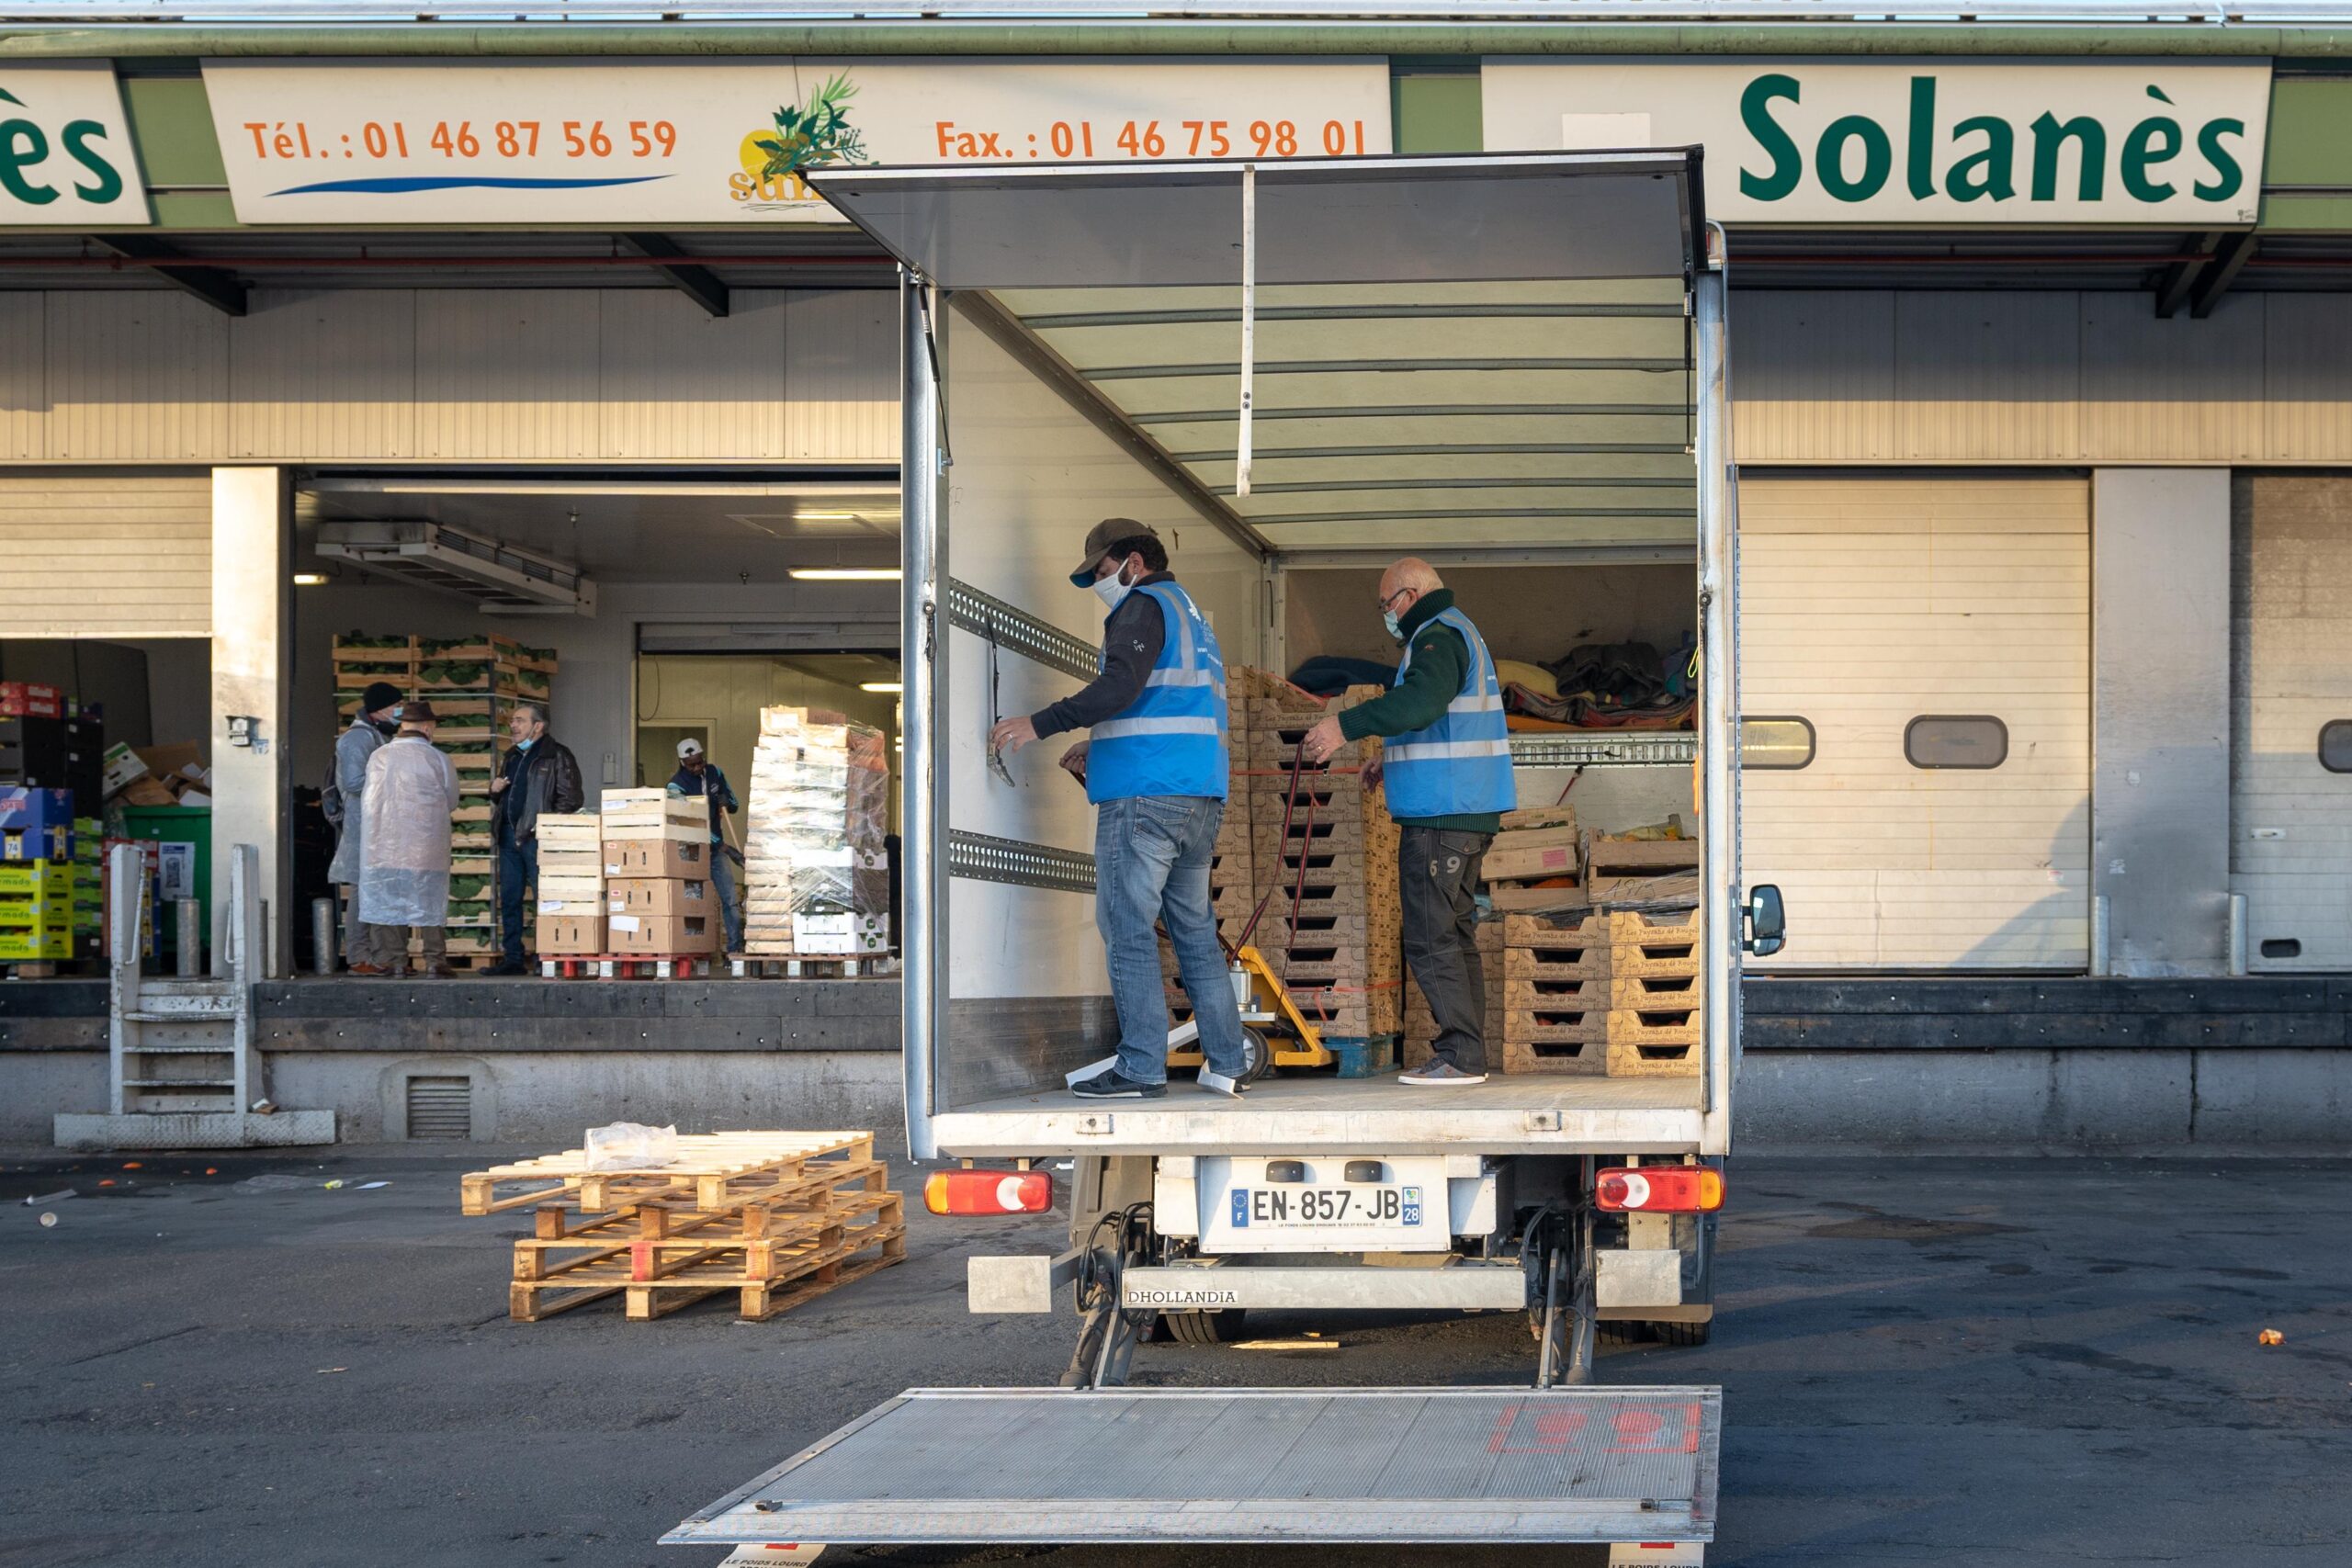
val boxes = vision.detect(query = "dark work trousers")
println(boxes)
[1398,824,1494,1074]
[498,834,537,963]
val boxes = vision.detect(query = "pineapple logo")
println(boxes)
[731,73,870,208]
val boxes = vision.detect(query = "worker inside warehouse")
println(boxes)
[668,737,745,955]
[485,701,584,976]
[988,518,1250,1100]
[1303,557,1517,1086]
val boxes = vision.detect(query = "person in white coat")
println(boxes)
[358,700,460,978]
[326,681,404,976]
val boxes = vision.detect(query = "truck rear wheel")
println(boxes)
[1162,1308,1250,1346]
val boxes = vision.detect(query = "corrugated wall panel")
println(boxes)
[2262,297,2352,462]
[0,472,209,636]
[1732,290,1895,463]
[1894,293,2083,462]
[1741,475,2092,970]
[783,289,899,463]
[44,294,228,461]
[0,295,41,461]
[597,289,788,460]
[2079,294,2267,462]
[414,291,603,460]
[229,289,418,459]
[2230,474,2352,970]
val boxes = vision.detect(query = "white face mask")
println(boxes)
[1091,559,1136,613]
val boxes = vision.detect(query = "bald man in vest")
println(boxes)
[1303,558,1517,1085]
[989,518,1252,1100]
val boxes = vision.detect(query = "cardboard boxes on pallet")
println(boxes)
[742,707,889,958]
[597,789,717,954]
[533,814,605,955]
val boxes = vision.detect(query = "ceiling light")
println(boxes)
[292,572,331,586]
[790,568,901,582]
[797,511,861,521]
[859,682,904,694]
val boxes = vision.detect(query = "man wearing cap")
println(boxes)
[1300,557,1517,1086]
[668,738,744,954]
[989,518,1251,1100]
[328,682,404,976]
[484,701,585,976]
[359,700,461,978]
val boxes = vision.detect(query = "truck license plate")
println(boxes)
[1231,1184,1424,1230]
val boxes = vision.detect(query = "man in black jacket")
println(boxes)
[484,701,584,975]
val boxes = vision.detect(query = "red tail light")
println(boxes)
[1595,1166,1724,1213]
[923,1168,1054,1215]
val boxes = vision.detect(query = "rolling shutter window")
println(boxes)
[1739,475,2091,970]
[0,473,210,637]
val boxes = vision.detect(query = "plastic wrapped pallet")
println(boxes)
[743,706,890,956]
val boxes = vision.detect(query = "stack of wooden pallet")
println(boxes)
[1159,671,1403,1047]
[1480,907,1703,1077]
[461,1130,906,1323]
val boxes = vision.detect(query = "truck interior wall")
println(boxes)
[1283,562,1694,671]
[935,298,1263,1107]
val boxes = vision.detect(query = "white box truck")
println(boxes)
[671,150,1782,1566]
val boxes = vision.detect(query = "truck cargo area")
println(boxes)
[667,1386,1719,1549]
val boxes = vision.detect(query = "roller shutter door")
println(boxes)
[1740,474,2091,969]
[0,472,210,638]
[2231,475,2352,972]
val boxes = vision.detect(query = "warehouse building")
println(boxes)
[3,2,2352,1145]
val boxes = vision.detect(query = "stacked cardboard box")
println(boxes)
[1602,908,1703,1077]
[1470,907,1702,1077]
[743,707,890,958]
[1160,672,1403,1043]
[331,633,560,964]
[532,814,606,956]
[0,790,100,964]
[598,789,718,955]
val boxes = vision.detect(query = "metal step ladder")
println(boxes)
[53,843,334,1151]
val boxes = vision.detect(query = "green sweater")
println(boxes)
[1335,589,1504,833]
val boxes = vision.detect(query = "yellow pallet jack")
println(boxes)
[1165,942,1337,1082]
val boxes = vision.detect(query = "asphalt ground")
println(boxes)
[1,1149,2346,1568]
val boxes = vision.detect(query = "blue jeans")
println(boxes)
[498,834,535,963]
[1095,794,1247,1085]
[707,844,745,953]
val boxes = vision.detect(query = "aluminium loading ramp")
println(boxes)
[667,1386,1719,1549]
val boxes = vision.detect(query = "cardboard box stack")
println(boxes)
[597,789,718,955]
[1162,671,1403,1043]
[1465,902,1701,1080]
[532,814,605,957]
[743,706,890,958]
[0,789,101,964]
[331,633,559,964]
[2,685,104,815]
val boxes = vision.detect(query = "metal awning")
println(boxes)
[667,1386,1721,1548]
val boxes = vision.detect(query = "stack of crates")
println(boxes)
[1159,671,1403,1048]
[0,789,98,966]
[331,634,560,965]
[533,816,605,957]
[1603,908,1704,1077]
[598,789,718,956]
[1466,907,1702,1077]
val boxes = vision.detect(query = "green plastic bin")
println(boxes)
[120,805,210,969]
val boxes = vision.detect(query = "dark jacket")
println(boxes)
[1029,570,1173,739]
[495,735,584,845]
[668,762,739,844]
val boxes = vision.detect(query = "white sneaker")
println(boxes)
[1398,1060,1488,1086]
[1197,1068,1245,1099]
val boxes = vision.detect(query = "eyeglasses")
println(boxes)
[1376,586,1414,613]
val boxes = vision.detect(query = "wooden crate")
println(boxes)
[1585,834,1702,899]
[1612,908,1703,979]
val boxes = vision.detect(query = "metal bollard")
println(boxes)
[175,898,202,978]
[311,897,338,976]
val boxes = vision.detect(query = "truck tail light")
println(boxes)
[923,1168,1054,1215]
[1595,1166,1724,1213]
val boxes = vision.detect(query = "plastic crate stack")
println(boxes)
[332,634,559,965]
[0,789,101,966]
[1159,671,1403,1047]
[742,706,890,959]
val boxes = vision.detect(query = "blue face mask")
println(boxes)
[515,737,537,751]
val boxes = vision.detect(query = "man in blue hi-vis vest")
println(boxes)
[989,518,1251,1101]
[1304,558,1517,1085]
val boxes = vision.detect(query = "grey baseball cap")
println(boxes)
[1069,517,1160,586]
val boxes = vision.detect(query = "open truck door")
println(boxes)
[669,152,1734,1563]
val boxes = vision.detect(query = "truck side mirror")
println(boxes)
[1743,885,1785,957]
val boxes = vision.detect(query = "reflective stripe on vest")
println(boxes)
[1381,604,1518,819]
[1088,580,1230,803]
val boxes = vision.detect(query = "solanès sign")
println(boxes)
[0,63,148,226]
[1482,61,2273,224]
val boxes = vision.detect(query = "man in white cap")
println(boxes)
[669,737,744,953]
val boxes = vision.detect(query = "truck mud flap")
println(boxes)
[667,1385,1718,1549]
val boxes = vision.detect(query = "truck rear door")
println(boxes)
[807,151,1735,1162]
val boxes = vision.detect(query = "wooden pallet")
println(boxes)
[731,953,896,978]
[537,953,720,979]
[462,1130,876,1216]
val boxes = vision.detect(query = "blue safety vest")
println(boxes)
[1381,606,1518,819]
[1087,581,1230,804]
